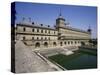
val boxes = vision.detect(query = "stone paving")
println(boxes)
[15,40,79,73]
[15,41,60,73]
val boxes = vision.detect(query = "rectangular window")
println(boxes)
[49,37,50,40]
[32,29,34,32]
[23,37,25,40]
[32,37,34,40]
[45,37,47,40]
[45,30,47,33]
[23,27,26,32]
[37,29,39,32]
[41,37,43,40]
[41,30,43,33]
[49,30,50,34]
[54,31,55,34]
[37,37,39,40]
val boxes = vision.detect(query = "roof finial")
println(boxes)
[88,25,92,33]
[29,17,31,22]
[89,25,91,29]
[59,8,62,18]
[59,8,61,16]
[22,17,25,21]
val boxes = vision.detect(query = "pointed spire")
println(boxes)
[29,17,31,22]
[59,8,62,18]
[59,8,61,16]
[22,17,25,21]
[88,25,92,33]
[89,25,91,29]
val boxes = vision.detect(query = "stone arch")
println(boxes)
[53,42,57,46]
[44,42,48,47]
[35,42,40,48]
[68,41,70,45]
[81,41,85,46]
[64,41,66,45]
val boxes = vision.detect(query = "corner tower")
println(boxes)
[56,12,66,29]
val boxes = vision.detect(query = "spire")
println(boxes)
[88,25,92,33]
[59,8,62,18]
[89,25,91,29]
[59,8,61,16]
[22,17,25,21]
[29,17,31,22]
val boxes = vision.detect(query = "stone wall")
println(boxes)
[15,24,90,49]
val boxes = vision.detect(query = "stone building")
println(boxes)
[15,13,91,49]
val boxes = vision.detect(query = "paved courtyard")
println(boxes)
[15,41,64,73]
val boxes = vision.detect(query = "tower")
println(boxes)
[56,10,66,29]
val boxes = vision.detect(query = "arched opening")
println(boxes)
[23,37,25,40]
[44,42,48,47]
[35,42,40,48]
[60,42,62,46]
[64,42,66,45]
[75,41,77,44]
[71,41,73,44]
[81,42,85,46]
[68,41,70,45]
[53,42,57,46]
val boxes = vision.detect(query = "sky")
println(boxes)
[15,2,97,38]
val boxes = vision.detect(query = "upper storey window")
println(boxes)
[49,30,50,34]
[45,37,47,40]
[23,37,25,40]
[54,31,55,34]
[32,29,34,32]
[41,37,43,40]
[75,41,77,44]
[64,42,66,45]
[49,37,50,40]
[41,30,43,33]
[32,37,34,40]
[37,29,39,32]
[23,27,26,32]
[37,37,39,40]
[41,24,43,26]
[45,30,47,33]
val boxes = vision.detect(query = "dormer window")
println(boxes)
[41,24,43,26]
[32,22,34,25]
[48,25,50,27]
